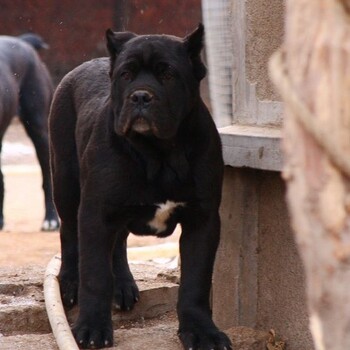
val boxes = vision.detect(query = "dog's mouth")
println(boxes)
[120,115,159,137]
[131,117,152,134]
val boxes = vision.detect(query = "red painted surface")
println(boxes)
[0,1,201,84]
[126,0,201,36]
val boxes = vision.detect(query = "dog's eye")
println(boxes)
[157,64,176,81]
[120,70,132,81]
[161,70,174,81]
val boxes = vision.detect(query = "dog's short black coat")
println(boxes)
[49,24,232,349]
[0,35,58,230]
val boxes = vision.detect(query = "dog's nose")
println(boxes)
[130,90,153,105]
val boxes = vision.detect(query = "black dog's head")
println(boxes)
[106,24,206,140]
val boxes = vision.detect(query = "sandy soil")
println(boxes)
[0,119,180,268]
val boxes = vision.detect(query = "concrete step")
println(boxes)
[0,313,180,350]
[0,265,284,350]
[0,315,277,350]
[0,263,179,335]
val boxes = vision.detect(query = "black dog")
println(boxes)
[0,34,58,230]
[18,33,50,51]
[49,24,231,349]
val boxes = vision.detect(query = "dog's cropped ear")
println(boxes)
[106,29,136,75]
[183,23,206,81]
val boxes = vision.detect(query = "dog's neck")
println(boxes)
[125,132,190,183]
[106,102,205,183]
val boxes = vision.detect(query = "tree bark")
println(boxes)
[270,1,350,349]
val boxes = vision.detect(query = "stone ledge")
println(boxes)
[0,266,286,349]
[0,264,179,335]
[219,124,283,172]
[0,318,279,350]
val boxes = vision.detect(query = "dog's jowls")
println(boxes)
[49,24,232,350]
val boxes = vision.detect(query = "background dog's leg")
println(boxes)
[19,70,59,231]
[19,113,59,230]
[178,212,232,350]
[0,141,4,229]
[113,229,139,311]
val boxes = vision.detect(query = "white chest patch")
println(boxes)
[148,200,185,234]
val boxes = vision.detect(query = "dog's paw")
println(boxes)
[114,278,139,311]
[72,321,113,349]
[41,218,60,231]
[59,275,78,308]
[178,329,232,350]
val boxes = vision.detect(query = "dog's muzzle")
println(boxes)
[131,116,151,133]
[130,89,154,107]
[127,89,155,134]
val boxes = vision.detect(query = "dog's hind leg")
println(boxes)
[113,230,139,311]
[52,163,80,308]
[19,112,59,231]
[49,81,80,307]
[50,138,80,308]
[18,69,59,231]
[0,141,4,229]
[0,74,19,230]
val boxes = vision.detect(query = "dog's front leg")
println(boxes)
[178,211,232,350]
[113,230,139,311]
[72,198,115,349]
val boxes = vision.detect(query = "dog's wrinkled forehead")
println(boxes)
[117,35,185,67]
[106,25,206,82]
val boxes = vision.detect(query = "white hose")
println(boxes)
[44,254,79,350]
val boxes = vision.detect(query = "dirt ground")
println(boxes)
[0,119,180,269]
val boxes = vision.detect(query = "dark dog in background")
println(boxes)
[18,33,50,51]
[49,24,232,349]
[0,34,58,230]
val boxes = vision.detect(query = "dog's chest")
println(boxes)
[127,200,185,237]
[147,200,185,234]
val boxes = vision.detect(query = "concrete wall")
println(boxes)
[246,0,284,101]
[208,2,315,348]
[213,167,314,349]
[229,0,284,127]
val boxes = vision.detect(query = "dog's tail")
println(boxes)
[18,33,49,51]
